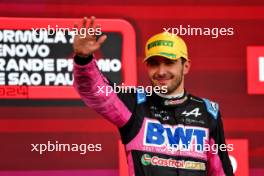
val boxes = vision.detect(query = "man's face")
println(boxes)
[146,56,190,94]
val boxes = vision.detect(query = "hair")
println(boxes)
[180,57,187,65]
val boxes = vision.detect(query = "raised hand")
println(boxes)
[73,16,107,57]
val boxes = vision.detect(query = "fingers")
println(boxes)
[74,16,96,38]
[74,16,106,46]
[88,16,95,29]
[75,16,96,30]
[82,17,87,28]
[73,23,78,29]
[95,24,100,29]
[97,35,107,46]
[95,23,102,32]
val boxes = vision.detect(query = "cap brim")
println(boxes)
[143,54,181,62]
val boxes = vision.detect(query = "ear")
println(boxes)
[183,60,191,75]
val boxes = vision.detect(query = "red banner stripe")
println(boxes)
[0,119,117,133]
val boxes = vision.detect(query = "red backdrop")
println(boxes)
[0,0,263,176]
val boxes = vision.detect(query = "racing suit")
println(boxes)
[73,55,234,176]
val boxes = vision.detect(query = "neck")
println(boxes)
[157,81,185,99]
[166,80,185,96]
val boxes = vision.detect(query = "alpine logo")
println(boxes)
[182,108,201,117]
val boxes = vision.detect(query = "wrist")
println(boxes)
[74,54,94,66]
[76,53,92,58]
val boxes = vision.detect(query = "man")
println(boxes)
[73,16,234,176]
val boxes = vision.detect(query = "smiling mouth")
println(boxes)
[155,79,171,85]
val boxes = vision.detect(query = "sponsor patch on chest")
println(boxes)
[143,119,209,152]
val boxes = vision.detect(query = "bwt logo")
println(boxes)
[247,46,264,94]
[143,119,208,151]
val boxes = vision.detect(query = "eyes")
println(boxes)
[164,60,176,65]
[147,59,176,66]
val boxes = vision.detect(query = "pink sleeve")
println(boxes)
[207,138,226,176]
[73,58,131,127]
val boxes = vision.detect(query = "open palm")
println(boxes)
[73,16,107,57]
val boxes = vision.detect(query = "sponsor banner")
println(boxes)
[0,17,136,99]
[140,154,206,171]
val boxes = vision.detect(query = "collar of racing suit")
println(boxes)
[151,90,190,107]
[156,91,185,99]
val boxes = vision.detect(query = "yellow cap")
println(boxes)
[144,32,188,62]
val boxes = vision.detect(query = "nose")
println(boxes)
[157,64,167,76]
